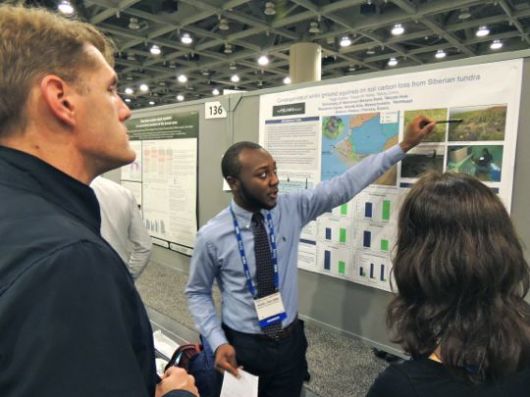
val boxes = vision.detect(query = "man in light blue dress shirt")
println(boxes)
[186,116,435,397]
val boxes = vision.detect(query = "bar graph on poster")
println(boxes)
[259,59,522,291]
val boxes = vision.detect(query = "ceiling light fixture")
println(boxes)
[388,57,398,67]
[229,62,237,71]
[264,2,276,16]
[348,65,356,72]
[212,88,220,96]
[177,74,188,83]
[150,44,161,55]
[124,87,134,95]
[218,18,230,31]
[149,101,155,105]
[476,26,490,37]
[181,33,193,45]
[177,94,184,102]
[257,55,269,66]
[224,43,233,54]
[125,98,131,103]
[391,23,405,36]
[340,36,352,47]
[490,39,503,50]
[139,84,149,93]
[58,0,74,15]
[128,17,141,30]
[366,48,376,55]
[458,8,471,20]
[309,21,320,34]
[283,76,291,84]
[230,74,240,83]
[435,49,446,59]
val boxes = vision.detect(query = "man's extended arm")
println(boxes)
[292,115,435,224]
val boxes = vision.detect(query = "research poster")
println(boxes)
[259,59,522,291]
[123,110,199,254]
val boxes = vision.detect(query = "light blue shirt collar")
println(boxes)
[230,199,266,230]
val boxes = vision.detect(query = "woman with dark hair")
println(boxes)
[367,171,530,396]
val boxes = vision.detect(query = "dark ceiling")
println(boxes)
[5,0,530,108]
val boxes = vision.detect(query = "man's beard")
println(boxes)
[238,181,275,211]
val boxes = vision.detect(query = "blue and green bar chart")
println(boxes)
[362,199,392,221]
[355,254,392,290]
[320,247,351,276]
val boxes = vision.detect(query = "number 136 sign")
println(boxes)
[205,101,226,119]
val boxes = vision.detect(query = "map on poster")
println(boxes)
[259,59,523,291]
[321,112,399,184]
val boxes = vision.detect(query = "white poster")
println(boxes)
[123,110,199,253]
[259,59,523,291]
[142,139,197,250]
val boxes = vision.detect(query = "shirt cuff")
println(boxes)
[388,144,406,162]
[208,329,229,353]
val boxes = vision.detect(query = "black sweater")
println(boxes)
[0,147,193,397]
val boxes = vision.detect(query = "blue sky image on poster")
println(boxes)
[321,113,399,181]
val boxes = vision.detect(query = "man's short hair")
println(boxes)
[221,141,263,179]
[0,5,114,136]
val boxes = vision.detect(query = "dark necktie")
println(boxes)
[252,212,282,338]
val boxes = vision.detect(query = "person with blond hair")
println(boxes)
[367,171,530,396]
[0,5,197,396]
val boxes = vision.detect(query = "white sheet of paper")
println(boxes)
[220,369,258,397]
[152,330,179,360]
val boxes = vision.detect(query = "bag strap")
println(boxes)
[164,343,202,372]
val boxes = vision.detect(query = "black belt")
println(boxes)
[223,317,299,342]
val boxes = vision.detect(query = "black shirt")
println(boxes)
[0,147,191,397]
[367,357,530,397]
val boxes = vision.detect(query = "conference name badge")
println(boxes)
[254,292,287,328]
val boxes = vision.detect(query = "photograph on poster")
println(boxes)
[401,144,445,178]
[404,108,448,142]
[448,104,507,141]
[447,145,503,182]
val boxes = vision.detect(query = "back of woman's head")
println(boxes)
[389,171,530,382]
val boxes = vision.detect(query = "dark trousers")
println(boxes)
[222,320,308,397]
